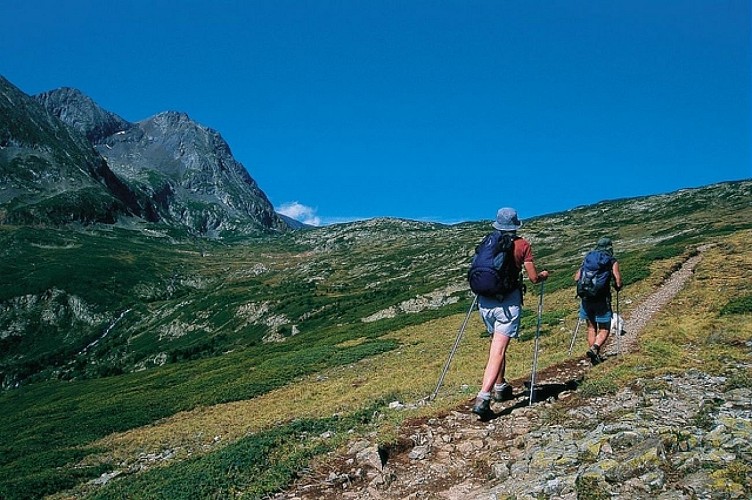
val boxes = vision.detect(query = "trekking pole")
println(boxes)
[615,289,621,356]
[568,300,582,355]
[528,281,545,406]
[568,317,582,356]
[429,294,478,401]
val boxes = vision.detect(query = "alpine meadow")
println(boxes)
[1,75,751,499]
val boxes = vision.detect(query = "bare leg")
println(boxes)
[480,333,512,393]
[586,321,608,365]
[497,356,506,386]
[586,320,597,348]
[594,323,610,350]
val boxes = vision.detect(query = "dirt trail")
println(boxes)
[274,248,709,500]
[603,247,707,356]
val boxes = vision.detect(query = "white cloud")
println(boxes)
[277,201,322,226]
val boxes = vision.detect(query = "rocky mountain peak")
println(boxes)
[0,76,151,225]
[1,75,289,235]
[35,87,132,144]
[150,110,193,128]
[99,109,287,235]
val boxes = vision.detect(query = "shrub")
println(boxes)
[720,295,752,315]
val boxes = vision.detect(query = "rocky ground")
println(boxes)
[272,248,752,499]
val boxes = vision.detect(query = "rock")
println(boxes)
[355,446,384,472]
[608,430,642,451]
[640,470,666,491]
[273,365,752,500]
[347,440,371,455]
[490,462,509,481]
[89,470,122,486]
[605,438,666,482]
[408,445,430,460]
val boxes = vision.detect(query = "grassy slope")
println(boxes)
[0,181,750,499]
[74,230,752,499]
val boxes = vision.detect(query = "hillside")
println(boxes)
[0,180,750,498]
[272,243,751,499]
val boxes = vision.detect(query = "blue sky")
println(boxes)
[2,1,750,225]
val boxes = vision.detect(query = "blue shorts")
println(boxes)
[477,289,522,338]
[579,297,613,325]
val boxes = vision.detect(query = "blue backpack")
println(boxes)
[467,231,520,297]
[576,250,613,299]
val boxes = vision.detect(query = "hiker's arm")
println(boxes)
[612,261,623,290]
[525,261,549,283]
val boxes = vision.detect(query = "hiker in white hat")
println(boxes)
[469,207,549,419]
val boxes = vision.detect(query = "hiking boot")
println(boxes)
[587,348,604,365]
[471,397,493,419]
[492,383,514,402]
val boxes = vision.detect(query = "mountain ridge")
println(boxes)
[1,75,288,235]
[0,76,150,224]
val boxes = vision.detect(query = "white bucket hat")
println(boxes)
[492,207,523,231]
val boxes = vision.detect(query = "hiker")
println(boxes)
[574,237,623,365]
[469,207,549,418]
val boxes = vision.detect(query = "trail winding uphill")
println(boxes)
[274,245,752,499]
[603,246,708,357]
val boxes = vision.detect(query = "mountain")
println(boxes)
[0,76,151,225]
[1,75,288,235]
[34,86,132,144]
[37,87,287,235]
[278,212,315,229]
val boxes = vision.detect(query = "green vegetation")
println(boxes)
[88,406,382,499]
[720,294,752,315]
[518,308,569,342]
[0,337,397,498]
[0,180,751,498]
[578,374,620,398]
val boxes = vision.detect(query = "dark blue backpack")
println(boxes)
[467,231,520,297]
[576,250,613,299]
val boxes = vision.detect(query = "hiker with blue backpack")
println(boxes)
[467,207,549,418]
[574,237,623,365]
